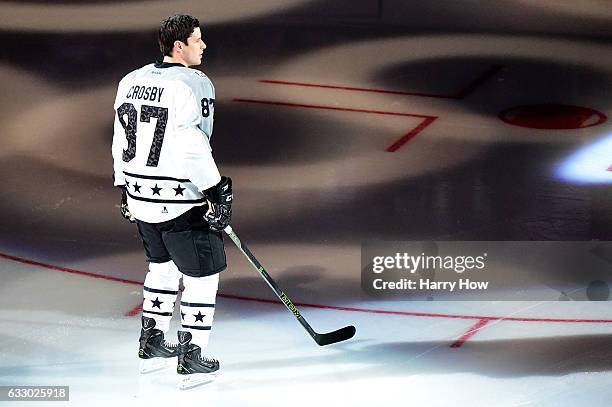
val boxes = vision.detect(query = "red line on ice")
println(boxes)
[127,303,143,317]
[450,318,491,348]
[259,64,503,100]
[254,65,501,152]
[0,252,141,285]
[233,98,437,152]
[259,79,458,99]
[385,116,437,152]
[454,64,503,99]
[219,293,612,324]
[4,252,612,329]
[233,98,434,118]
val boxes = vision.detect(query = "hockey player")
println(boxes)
[111,14,231,389]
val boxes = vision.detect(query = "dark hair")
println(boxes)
[158,14,200,57]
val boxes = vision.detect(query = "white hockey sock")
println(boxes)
[180,273,219,349]
[142,261,181,333]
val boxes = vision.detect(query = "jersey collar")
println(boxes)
[154,61,185,69]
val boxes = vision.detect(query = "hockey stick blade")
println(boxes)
[315,325,356,346]
[224,225,356,346]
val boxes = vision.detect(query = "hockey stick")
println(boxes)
[224,225,356,346]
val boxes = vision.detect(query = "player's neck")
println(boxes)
[163,56,188,67]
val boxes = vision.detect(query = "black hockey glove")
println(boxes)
[119,186,135,223]
[204,176,232,231]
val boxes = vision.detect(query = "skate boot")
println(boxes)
[177,331,219,389]
[138,316,178,373]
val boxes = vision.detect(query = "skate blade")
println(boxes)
[178,372,218,390]
[139,357,173,374]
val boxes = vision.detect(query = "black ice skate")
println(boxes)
[177,331,219,389]
[138,316,178,374]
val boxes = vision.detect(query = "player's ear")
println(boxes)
[174,40,183,53]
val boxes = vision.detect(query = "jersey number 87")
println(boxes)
[201,97,214,118]
[117,102,168,167]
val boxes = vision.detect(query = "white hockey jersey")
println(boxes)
[112,62,221,223]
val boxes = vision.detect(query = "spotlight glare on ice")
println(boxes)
[556,132,612,184]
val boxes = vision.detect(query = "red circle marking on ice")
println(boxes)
[498,104,607,130]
